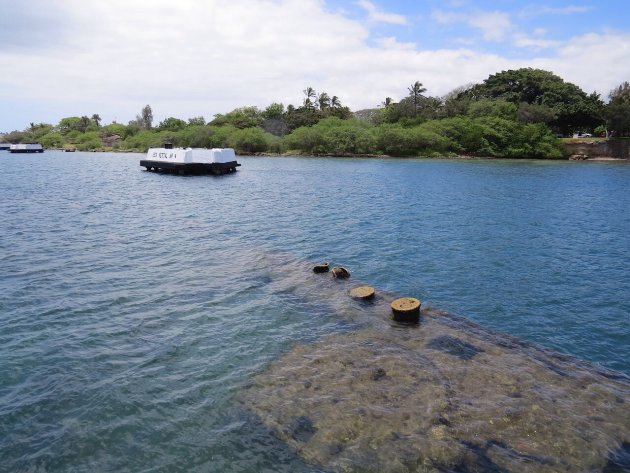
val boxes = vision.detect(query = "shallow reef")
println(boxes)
[241,257,630,473]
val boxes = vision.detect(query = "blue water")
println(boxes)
[1,151,629,472]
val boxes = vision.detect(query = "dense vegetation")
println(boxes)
[2,68,629,159]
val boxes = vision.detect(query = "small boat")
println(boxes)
[9,143,44,153]
[0,143,10,151]
[140,144,240,175]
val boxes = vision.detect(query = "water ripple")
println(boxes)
[0,152,628,472]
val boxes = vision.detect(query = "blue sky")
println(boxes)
[0,0,628,132]
[329,0,628,55]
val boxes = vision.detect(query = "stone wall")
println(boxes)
[564,139,630,159]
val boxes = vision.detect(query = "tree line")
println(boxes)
[2,68,629,158]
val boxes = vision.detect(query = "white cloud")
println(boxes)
[431,10,464,25]
[514,33,560,50]
[533,32,630,96]
[468,11,513,41]
[356,0,407,25]
[0,1,628,130]
[520,4,592,17]
[375,37,417,50]
[432,9,513,42]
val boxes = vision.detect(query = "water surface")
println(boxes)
[1,151,628,472]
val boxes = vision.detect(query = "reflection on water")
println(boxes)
[242,254,630,473]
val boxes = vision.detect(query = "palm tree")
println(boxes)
[91,114,101,127]
[317,92,331,110]
[303,87,316,108]
[408,81,427,117]
[331,96,341,108]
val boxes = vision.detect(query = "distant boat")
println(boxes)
[10,143,44,153]
[0,143,10,151]
[65,148,76,152]
[140,144,240,175]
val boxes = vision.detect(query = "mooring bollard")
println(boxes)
[313,263,330,273]
[350,286,375,300]
[391,297,421,323]
[331,267,350,279]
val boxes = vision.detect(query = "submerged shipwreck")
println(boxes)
[238,253,630,473]
[140,144,240,175]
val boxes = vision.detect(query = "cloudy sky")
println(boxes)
[0,0,628,132]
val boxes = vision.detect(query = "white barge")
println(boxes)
[9,143,44,153]
[140,144,240,175]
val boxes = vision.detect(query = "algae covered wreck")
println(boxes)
[239,255,630,473]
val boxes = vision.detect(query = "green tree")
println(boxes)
[441,85,474,118]
[468,99,517,120]
[158,117,187,131]
[263,103,284,120]
[607,81,630,135]
[262,103,287,136]
[28,123,54,140]
[78,116,91,133]
[188,116,206,126]
[58,116,82,134]
[91,114,101,127]
[2,130,29,143]
[211,107,263,129]
[102,123,127,137]
[323,106,353,120]
[471,68,604,133]
[135,104,153,129]
[380,98,414,123]
[516,102,557,124]
[284,105,320,132]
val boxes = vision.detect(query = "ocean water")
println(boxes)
[0,151,629,472]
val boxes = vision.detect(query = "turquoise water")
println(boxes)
[1,151,629,472]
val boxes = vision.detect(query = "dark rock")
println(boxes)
[327,443,344,455]
[331,267,350,279]
[371,367,386,380]
[427,335,483,360]
[313,263,330,273]
[288,415,317,442]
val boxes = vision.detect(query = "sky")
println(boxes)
[0,0,629,132]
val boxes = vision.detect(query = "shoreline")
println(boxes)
[249,151,630,161]
[21,148,630,161]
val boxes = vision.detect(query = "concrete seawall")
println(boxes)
[564,139,630,159]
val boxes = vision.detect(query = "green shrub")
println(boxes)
[207,125,238,148]
[122,130,172,151]
[39,132,64,148]
[282,126,326,153]
[227,127,274,153]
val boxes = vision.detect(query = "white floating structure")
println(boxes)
[141,145,240,175]
[9,143,44,153]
